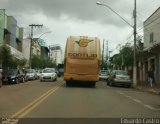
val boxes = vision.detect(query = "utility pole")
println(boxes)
[106,40,109,69]
[29,24,43,68]
[96,1,137,86]
[102,39,105,70]
[106,40,108,61]
[108,50,112,69]
[108,51,112,60]
[133,0,137,87]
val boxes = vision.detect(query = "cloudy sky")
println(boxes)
[0,0,160,55]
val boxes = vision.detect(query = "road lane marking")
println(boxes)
[117,91,160,111]
[11,83,64,118]
[143,105,160,111]
[19,86,60,118]
[132,99,142,104]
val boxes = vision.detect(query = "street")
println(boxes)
[0,77,160,120]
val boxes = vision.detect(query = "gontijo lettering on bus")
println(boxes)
[68,53,97,58]
[75,39,93,47]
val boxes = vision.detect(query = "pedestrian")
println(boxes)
[148,68,154,87]
[0,69,2,87]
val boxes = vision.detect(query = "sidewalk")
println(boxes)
[135,82,160,95]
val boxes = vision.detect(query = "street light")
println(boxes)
[96,1,137,87]
[38,31,52,39]
[37,31,52,47]
[96,2,133,28]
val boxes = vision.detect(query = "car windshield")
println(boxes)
[4,70,17,75]
[115,70,128,75]
[26,69,34,73]
[43,69,55,73]
[100,72,107,75]
[100,70,109,74]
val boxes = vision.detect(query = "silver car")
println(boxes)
[25,69,38,80]
[107,70,132,87]
[40,68,57,82]
[99,71,109,81]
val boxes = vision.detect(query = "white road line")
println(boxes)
[144,105,158,110]
[132,99,142,104]
[117,91,160,111]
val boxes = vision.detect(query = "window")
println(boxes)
[150,32,154,43]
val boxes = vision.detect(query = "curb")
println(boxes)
[135,87,160,95]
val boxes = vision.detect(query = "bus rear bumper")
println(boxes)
[64,73,99,82]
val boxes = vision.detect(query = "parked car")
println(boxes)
[58,68,64,77]
[40,68,57,82]
[99,70,110,81]
[55,68,61,77]
[57,64,64,77]
[2,69,26,84]
[36,69,42,79]
[107,70,132,87]
[25,69,38,80]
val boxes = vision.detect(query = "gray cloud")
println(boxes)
[1,0,160,54]
[3,0,136,27]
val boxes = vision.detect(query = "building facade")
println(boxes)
[49,45,63,65]
[0,9,24,66]
[22,38,30,63]
[0,9,7,44]
[38,38,50,60]
[32,38,41,56]
[140,7,160,84]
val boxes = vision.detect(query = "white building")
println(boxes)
[140,7,160,84]
[22,38,30,66]
[49,45,63,65]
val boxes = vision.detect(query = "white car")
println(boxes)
[40,68,57,82]
[99,72,108,81]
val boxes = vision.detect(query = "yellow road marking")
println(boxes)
[11,83,64,118]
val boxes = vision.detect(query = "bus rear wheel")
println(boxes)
[66,81,71,87]
[90,82,96,87]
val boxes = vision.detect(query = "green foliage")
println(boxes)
[31,55,42,69]
[120,43,133,68]
[112,54,122,69]
[17,58,27,67]
[31,55,56,69]
[111,36,143,70]
[0,45,13,69]
[0,45,28,69]
[111,43,133,70]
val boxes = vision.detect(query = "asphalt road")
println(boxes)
[0,78,160,123]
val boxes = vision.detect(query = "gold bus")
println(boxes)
[64,36,101,87]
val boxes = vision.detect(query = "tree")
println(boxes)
[0,45,28,69]
[31,55,56,69]
[120,43,133,69]
[17,58,27,68]
[111,43,133,70]
[31,55,42,69]
[111,35,143,71]
[0,45,13,69]
[112,54,122,70]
